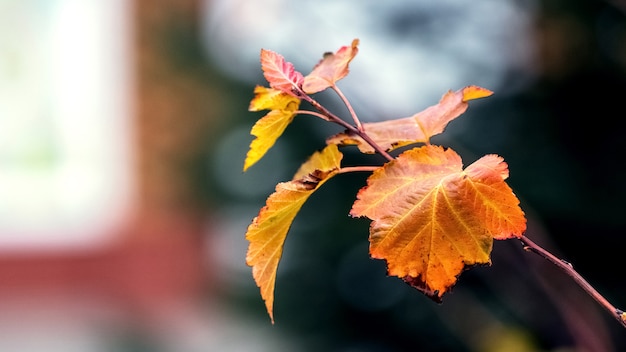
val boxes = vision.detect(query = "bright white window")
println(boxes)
[0,0,135,251]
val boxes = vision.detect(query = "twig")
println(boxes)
[332,85,363,132]
[299,94,394,161]
[519,235,626,328]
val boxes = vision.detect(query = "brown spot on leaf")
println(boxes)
[295,169,332,190]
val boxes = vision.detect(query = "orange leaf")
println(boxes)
[260,49,304,96]
[462,85,493,101]
[246,145,343,322]
[327,85,493,153]
[350,145,525,301]
[245,86,301,171]
[302,39,360,94]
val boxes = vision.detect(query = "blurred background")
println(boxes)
[1,0,625,351]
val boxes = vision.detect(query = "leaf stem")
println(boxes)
[519,235,626,328]
[295,110,331,121]
[338,166,379,174]
[332,85,363,132]
[299,94,394,162]
[351,133,394,162]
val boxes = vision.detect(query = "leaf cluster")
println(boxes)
[243,39,527,323]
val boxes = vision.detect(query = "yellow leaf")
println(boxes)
[245,86,301,171]
[249,85,293,111]
[246,145,343,322]
[292,143,343,180]
[351,145,526,301]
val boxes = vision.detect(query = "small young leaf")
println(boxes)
[260,49,304,96]
[245,86,301,171]
[351,145,526,301]
[302,39,360,94]
[246,144,343,323]
[326,85,493,153]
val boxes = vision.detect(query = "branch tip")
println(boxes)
[520,235,625,329]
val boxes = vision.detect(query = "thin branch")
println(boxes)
[332,85,363,132]
[355,133,394,162]
[519,235,626,328]
[299,94,394,161]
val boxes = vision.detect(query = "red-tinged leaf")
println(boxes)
[350,145,526,301]
[326,85,493,153]
[260,49,304,96]
[245,86,301,171]
[246,145,343,323]
[302,39,360,94]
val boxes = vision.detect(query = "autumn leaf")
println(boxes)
[260,49,304,96]
[350,145,526,301]
[246,144,343,322]
[327,85,493,153]
[245,86,301,171]
[302,39,360,94]
[249,85,296,111]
